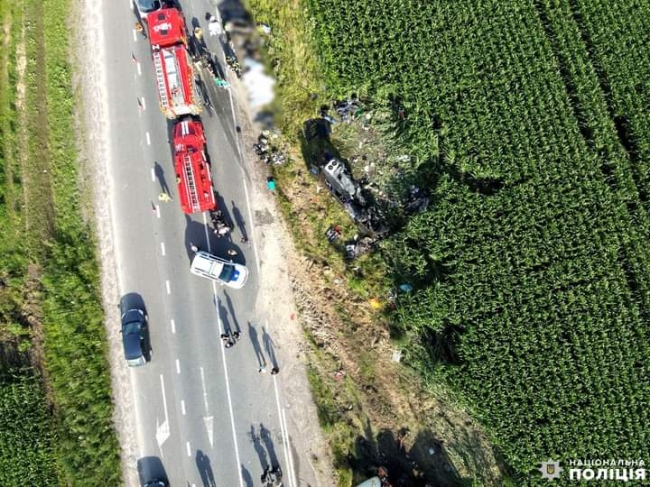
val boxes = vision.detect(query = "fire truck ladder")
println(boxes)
[153,52,169,109]
[183,154,199,211]
[163,48,185,107]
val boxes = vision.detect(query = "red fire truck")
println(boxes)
[147,8,201,119]
[173,118,216,214]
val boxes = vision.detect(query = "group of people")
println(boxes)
[220,330,240,348]
[211,210,231,237]
[261,464,283,486]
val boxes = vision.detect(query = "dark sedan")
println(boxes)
[121,308,148,367]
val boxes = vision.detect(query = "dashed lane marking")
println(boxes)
[146,131,151,145]
[171,319,176,334]
[176,359,181,374]
[166,280,170,294]
[160,242,166,256]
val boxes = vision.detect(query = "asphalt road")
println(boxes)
[103,1,303,485]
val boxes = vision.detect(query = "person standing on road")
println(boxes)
[158,192,172,202]
[207,14,221,36]
[220,333,234,348]
[135,22,146,39]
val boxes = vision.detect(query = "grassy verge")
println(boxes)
[0,0,122,484]
[246,0,326,140]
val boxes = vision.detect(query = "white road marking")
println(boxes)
[175,359,181,374]
[225,88,260,273]
[170,319,176,334]
[166,280,171,294]
[181,400,186,415]
[146,131,151,145]
[156,204,160,219]
[160,242,166,256]
[241,177,261,273]
[141,97,146,110]
[199,367,209,411]
[213,291,245,486]
[282,408,298,487]
[273,377,297,487]
[156,375,170,447]
[133,29,137,42]
[204,416,214,448]
[137,62,142,76]
[201,212,212,253]
[160,374,169,422]
[151,167,155,181]
[186,441,191,457]
[226,84,243,160]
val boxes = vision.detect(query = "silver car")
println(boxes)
[134,0,162,22]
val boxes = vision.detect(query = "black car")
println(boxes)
[143,480,168,487]
[121,308,148,367]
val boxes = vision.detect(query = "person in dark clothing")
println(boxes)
[261,465,271,483]
[270,464,283,482]
[220,333,234,348]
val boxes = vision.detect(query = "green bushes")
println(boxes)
[304,0,650,483]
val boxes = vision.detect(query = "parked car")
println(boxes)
[134,0,162,21]
[121,308,148,367]
[190,250,249,289]
[143,480,168,487]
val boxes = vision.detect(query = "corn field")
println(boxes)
[307,0,650,482]
[0,370,59,485]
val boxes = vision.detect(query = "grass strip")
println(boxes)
[19,0,121,483]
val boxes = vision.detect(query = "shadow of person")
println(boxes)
[261,327,278,368]
[218,298,232,335]
[231,200,248,240]
[249,424,269,469]
[195,450,217,487]
[223,290,241,334]
[154,161,171,195]
[241,464,254,487]
[259,422,279,467]
[248,322,266,367]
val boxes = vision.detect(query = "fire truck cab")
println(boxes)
[147,8,201,118]
[173,119,216,214]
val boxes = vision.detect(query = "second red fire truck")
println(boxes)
[173,118,216,214]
